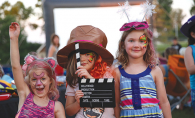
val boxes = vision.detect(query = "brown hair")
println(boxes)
[50,34,60,48]
[164,47,178,59]
[116,29,157,68]
[66,51,108,87]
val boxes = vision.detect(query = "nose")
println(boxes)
[80,54,86,61]
[133,41,140,47]
[36,79,42,86]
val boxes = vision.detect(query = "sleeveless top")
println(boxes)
[189,45,195,89]
[15,92,55,118]
[52,45,58,59]
[118,65,163,118]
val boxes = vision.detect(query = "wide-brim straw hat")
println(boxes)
[57,25,114,68]
[180,15,195,37]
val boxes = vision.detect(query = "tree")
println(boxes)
[153,0,185,42]
[0,1,41,65]
[190,0,195,15]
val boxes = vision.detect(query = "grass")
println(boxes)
[155,41,188,54]
[172,107,194,118]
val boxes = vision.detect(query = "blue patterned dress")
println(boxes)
[119,65,163,118]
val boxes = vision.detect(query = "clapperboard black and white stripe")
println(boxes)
[74,42,115,108]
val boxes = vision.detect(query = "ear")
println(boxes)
[44,57,57,69]
[190,32,195,38]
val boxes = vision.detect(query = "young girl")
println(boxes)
[9,22,65,118]
[181,15,195,113]
[57,25,115,118]
[113,23,172,117]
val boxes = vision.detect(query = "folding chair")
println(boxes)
[165,55,191,111]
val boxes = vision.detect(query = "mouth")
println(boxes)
[35,86,45,93]
[81,63,87,66]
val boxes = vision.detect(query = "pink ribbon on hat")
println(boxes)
[75,40,103,47]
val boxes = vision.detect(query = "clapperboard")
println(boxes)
[75,42,115,108]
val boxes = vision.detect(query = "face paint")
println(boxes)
[139,34,147,49]
[86,52,95,63]
[33,72,45,87]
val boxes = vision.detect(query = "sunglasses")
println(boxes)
[120,21,149,31]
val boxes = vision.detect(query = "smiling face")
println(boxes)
[124,30,148,59]
[80,51,96,72]
[29,69,51,98]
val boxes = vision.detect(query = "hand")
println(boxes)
[75,66,93,78]
[75,90,84,104]
[9,22,20,40]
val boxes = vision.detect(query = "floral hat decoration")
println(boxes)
[118,0,156,32]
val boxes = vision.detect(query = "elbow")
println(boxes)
[11,65,21,70]
[65,108,75,116]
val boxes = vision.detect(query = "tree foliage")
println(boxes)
[153,0,186,42]
[190,0,195,15]
[0,1,41,65]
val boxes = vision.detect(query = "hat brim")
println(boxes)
[57,42,114,68]
[180,20,195,37]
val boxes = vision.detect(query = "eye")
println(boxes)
[41,78,46,80]
[32,78,36,81]
[86,53,90,56]
[128,39,134,42]
[140,40,145,43]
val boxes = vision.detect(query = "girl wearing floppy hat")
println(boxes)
[57,25,115,118]
[181,15,195,113]
[9,22,65,118]
[113,1,171,118]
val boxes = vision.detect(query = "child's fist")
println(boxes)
[9,22,20,40]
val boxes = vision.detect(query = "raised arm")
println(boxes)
[184,46,195,75]
[153,66,172,118]
[9,22,29,97]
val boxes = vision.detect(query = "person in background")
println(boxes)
[48,33,60,59]
[181,15,195,114]
[171,37,182,53]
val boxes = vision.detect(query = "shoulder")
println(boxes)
[111,65,121,83]
[151,66,162,77]
[185,46,192,53]
[54,101,64,110]
[151,66,161,73]
[49,45,56,50]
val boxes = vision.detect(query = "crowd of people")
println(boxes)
[2,1,195,118]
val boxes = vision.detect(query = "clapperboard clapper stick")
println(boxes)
[75,42,115,108]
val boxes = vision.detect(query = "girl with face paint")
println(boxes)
[9,22,66,118]
[57,25,115,118]
[113,28,172,117]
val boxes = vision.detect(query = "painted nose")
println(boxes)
[36,79,42,86]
